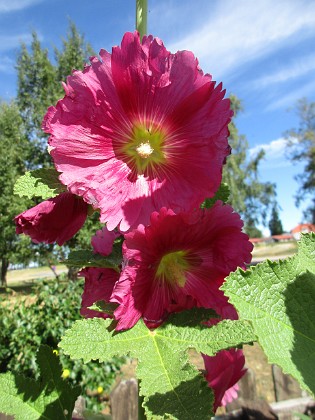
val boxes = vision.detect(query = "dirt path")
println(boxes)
[6,265,67,287]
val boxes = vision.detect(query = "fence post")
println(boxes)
[226,367,257,412]
[272,365,303,402]
[110,378,138,420]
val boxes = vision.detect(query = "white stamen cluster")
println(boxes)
[136,142,154,158]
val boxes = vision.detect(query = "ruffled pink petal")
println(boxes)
[202,348,246,411]
[79,267,119,319]
[91,226,120,256]
[43,32,233,231]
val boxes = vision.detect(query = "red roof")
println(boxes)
[272,234,293,240]
[291,223,315,234]
[249,237,267,244]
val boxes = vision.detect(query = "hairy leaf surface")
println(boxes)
[0,345,81,419]
[60,308,255,419]
[14,168,66,199]
[223,233,315,396]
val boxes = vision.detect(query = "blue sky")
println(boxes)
[1,0,315,234]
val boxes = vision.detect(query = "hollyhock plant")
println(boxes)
[14,192,88,246]
[202,348,247,411]
[110,201,253,330]
[43,31,233,231]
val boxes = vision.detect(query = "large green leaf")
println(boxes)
[59,308,255,420]
[65,249,120,271]
[0,345,81,420]
[14,168,66,199]
[222,233,315,396]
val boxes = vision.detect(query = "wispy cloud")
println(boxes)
[0,56,15,73]
[249,137,292,169]
[166,0,315,79]
[0,34,33,52]
[0,0,43,13]
[251,53,315,89]
[266,79,315,111]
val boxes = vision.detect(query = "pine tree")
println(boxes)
[55,21,94,83]
[16,33,57,167]
[268,205,283,236]
[16,24,94,168]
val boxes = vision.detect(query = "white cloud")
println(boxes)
[166,0,315,78]
[0,33,33,52]
[0,0,43,13]
[249,137,291,169]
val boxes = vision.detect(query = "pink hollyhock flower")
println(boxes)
[80,227,120,319]
[80,267,119,319]
[202,348,246,411]
[110,202,253,330]
[91,226,120,256]
[14,193,88,246]
[43,31,232,231]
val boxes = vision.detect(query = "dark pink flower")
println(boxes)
[202,348,246,411]
[80,227,120,319]
[43,32,232,231]
[79,267,119,319]
[14,193,88,246]
[110,202,253,330]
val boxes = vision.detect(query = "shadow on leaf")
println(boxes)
[284,271,315,395]
[143,373,214,420]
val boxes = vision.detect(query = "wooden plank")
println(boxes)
[272,365,303,402]
[110,379,138,420]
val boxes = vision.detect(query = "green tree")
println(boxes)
[285,98,315,223]
[16,33,57,167]
[55,21,94,83]
[223,95,276,233]
[0,102,33,285]
[16,23,94,168]
[244,220,263,239]
[15,23,97,278]
[268,204,283,235]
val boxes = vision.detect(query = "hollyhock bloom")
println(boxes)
[43,31,232,231]
[14,193,88,246]
[110,202,253,330]
[202,348,246,411]
[80,227,120,319]
[80,267,119,319]
[91,226,121,256]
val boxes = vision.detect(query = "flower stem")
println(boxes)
[136,0,148,39]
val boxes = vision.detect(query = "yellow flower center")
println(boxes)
[156,250,189,287]
[121,124,167,174]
